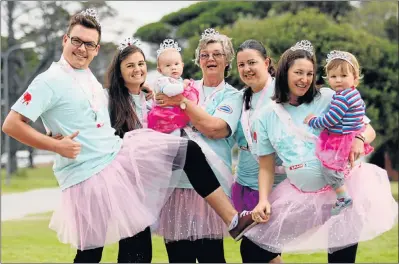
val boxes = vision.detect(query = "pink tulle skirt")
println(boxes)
[244,163,398,254]
[148,83,199,133]
[316,129,374,171]
[49,129,188,250]
[155,188,228,242]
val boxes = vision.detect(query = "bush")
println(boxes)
[134,22,173,44]
[160,1,220,26]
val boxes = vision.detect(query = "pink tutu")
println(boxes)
[155,188,228,242]
[316,129,374,171]
[244,163,398,254]
[49,129,188,250]
[148,82,199,133]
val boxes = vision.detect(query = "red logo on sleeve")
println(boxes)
[253,131,257,142]
[21,92,32,105]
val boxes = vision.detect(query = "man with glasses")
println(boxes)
[2,9,163,263]
[3,9,257,263]
[63,16,100,70]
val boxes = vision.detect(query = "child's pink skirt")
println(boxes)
[148,82,199,133]
[316,129,374,171]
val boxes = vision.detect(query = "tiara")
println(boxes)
[290,40,314,56]
[200,28,220,40]
[156,39,181,56]
[80,8,100,25]
[118,37,141,51]
[326,50,354,67]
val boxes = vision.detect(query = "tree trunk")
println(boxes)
[7,1,19,176]
[28,147,35,168]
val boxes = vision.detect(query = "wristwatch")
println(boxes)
[180,98,188,110]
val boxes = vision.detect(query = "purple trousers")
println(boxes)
[231,182,259,212]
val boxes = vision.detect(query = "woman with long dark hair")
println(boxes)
[104,37,257,262]
[246,40,397,263]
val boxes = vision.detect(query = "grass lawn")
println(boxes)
[391,181,398,201]
[1,212,398,263]
[1,166,57,194]
[1,167,398,262]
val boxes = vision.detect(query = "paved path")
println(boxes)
[1,188,60,221]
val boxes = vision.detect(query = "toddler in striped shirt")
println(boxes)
[304,51,373,215]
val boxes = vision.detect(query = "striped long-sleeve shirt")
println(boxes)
[308,88,365,134]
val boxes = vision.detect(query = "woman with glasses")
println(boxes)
[155,28,244,263]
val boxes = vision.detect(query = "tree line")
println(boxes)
[134,1,398,169]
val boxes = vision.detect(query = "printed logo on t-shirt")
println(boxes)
[289,164,304,170]
[21,92,32,105]
[253,131,257,142]
[217,105,232,114]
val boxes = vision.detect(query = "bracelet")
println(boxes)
[355,135,365,142]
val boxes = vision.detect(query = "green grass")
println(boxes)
[391,181,398,201]
[1,166,57,194]
[1,213,398,263]
[1,167,398,262]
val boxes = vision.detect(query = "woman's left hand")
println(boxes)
[141,83,154,101]
[155,93,184,107]
[304,114,316,124]
[349,137,365,168]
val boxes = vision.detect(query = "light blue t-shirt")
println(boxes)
[177,82,243,196]
[12,62,122,190]
[130,92,153,120]
[235,80,286,190]
[251,88,336,192]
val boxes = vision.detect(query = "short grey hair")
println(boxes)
[194,33,235,77]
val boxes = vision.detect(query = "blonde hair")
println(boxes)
[324,51,362,86]
[194,33,235,77]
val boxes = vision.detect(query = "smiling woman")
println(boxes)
[154,28,245,263]
[105,44,147,137]
[245,40,398,263]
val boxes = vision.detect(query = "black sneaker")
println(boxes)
[229,211,258,241]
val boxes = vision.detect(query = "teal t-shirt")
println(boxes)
[251,88,337,192]
[234,79,286,190]
[12,61,122,190]
[130,92,153,122]
[177,81,243,196]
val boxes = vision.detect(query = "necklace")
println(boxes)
[57,56,104,128]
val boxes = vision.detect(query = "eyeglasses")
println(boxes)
[199,52,225,60]
[67,35,98,50]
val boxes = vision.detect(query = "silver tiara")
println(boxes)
[156,39,181,57]
[118,37,141,51]
[200,28,220,40]
[326,50,354,67]
[290,40,314,56]
[80,8,100,25]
